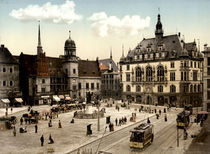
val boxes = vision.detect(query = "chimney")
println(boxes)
[178,32,181,37]
[1,44,4,48]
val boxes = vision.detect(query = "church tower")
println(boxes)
[63,31,79,99]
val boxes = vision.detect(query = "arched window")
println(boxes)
[158,85,163,92]
[170,85,176,93]
[136,67,141,82]
[146,66,153,81]
[136,85,141,92]
[126,85,131,92]
[157,66,164,81]
[194,85,197,93]
[190,85,193,92]
[198,84,200,92]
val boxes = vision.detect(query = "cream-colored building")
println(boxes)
[202,44,210,111]
[119,14,203,107]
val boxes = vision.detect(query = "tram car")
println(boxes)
[130,123,154,149]
[176,111,190,128]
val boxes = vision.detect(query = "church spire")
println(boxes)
[110,47,112,59]
[155,12,163,38]
[69,30,71,39]
[122,44,124,57]
[37,20,43,55]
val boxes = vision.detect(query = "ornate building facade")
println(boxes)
[202,44,210,112]
[19,24,101,105]
[120,14,203,107]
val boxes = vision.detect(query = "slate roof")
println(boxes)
[78,60,101,77]
[0,45,18,64]
[99,58,118,72]
[19,54,37,76]
[46,57,65,76]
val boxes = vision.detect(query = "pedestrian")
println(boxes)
[35,124,38,133]
[155,108,157,113]
[13,127,16,137]
[48,120,52,127]
[57,113,58,118]
[20,117,23,125]
[124,116,127,123]
[40,135,44,146]
[58,120,62,128]
[164,108,166,113]
[109,123,112,132]
[117,106,120,112]
[115,118,118,126]
[147,117,150,124]
[159,109,161,115]
[11,107,13,113]
[165,114,167,122]
[156,114,159,119]
[48,134,54,144]
[119,119,121,126]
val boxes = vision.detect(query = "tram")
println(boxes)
[130,123,154,149]
[176,111,190,128]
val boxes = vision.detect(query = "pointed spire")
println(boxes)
[155,10,163,37]
[37,20,43,55]
[122,44,124,57]
[110,47,112,59]
[38,20,41,46]
[69,30,71,39]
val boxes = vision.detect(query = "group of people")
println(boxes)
[40,134,54,146]
[115,117,127,126]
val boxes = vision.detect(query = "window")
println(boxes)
[208,68,210,75]
[127,65,130,70]
[146,66,153,82]
[126,73,130,82]
[86,83,89,89]
[190,85,193,92]
[171,62,175,68]
[3,67,6,72]
[198,62,200,68]
[9,81,13,86]
[157,66,164,81]
[41,88,45,93]
[42,79,45,84]
[184,72,187,81]
[3,81,6,86]
[158,85,163,92]
[191,61,193,67]
[170,72,175,81]
[120,66,122,71]
[181,72,183,81]
[193,71,197,81]
[170,85,176,93]
[194,85,197,93]
[73,85,77,91]
[73,69,76,74]
[198,85,201,92]
[208,79,210,89]
[78,83,81,90]
[126,85,131,92]
[120,75,122,82]
[208,91,210,100]
[194,62,196,68]
[136,85,141,92]
[208,57,210,66]
[97,83,99,90]
[91,83,94,90]
[136,67,141,82]
[10,68,13,73]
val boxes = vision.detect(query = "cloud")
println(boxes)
[88,12,150,37]
[9,0,82,24]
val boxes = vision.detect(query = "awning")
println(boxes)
[65,96,71,100]
[15,98,23,103]
[41,96,50,99]
[1,99,10,103]
[65,94,69,97]
[53,96,60,102]
[58,95,64,99]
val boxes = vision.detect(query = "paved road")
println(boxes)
[68,110,181,154]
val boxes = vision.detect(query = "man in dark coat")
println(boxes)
[115,118,118,126]
[35,124,38,133]
[40,135,44,146]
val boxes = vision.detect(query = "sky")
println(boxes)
[0,0,210,63]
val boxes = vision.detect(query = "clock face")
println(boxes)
[73,79,76,82]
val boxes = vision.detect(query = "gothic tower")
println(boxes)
[155,14,164,41]
[37,21,43,56]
